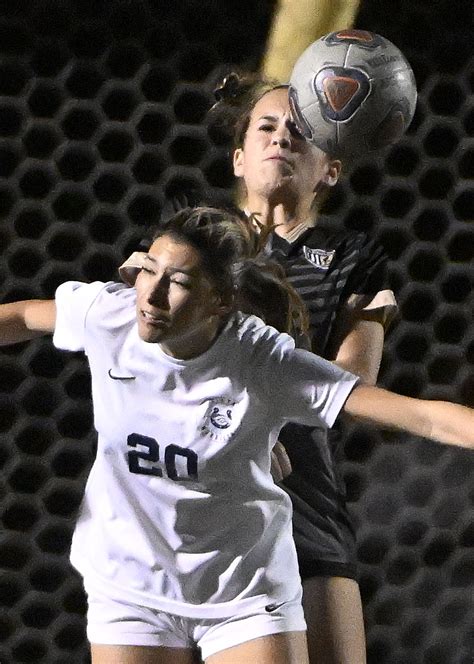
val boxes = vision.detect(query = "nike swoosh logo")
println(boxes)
[108,369,136,381]
[264,602,286,613]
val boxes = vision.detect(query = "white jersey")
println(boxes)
[53,281,358,619]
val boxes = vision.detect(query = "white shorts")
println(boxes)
[86,588,306,660]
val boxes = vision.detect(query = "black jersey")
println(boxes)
[263,222,395,579]
[263,224,391,357]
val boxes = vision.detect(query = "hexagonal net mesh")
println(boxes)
[0,2,472,663]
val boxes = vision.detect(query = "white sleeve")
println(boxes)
[53,281,108,352]
[264,345,359,428]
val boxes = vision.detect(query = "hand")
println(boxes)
[271,440,292,481]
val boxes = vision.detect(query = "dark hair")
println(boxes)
[231,81,288,150]
[152,206,255,303]
[233,258,309,337]
[208,71,286,150]
[146,205,308,336]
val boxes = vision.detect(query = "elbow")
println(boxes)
[359,371,378,386]
[334,362,379,386]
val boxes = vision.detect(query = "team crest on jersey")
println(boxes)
[303,246,335,270]
[200,398,240,440]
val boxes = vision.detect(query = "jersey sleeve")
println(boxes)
[342,235,397,330]
[252,332,359,428]
[53,281,108,352]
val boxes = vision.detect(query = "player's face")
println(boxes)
[135,235,225,359]
[233,87,339,206]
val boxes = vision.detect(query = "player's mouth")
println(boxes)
[266,154,292,165]
[140,310,169,327]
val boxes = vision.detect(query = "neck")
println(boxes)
[244,195,316,238]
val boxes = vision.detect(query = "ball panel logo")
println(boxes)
[315,67,370,122]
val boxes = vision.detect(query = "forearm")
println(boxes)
[344,385,474,449]
[0,300,56,345]
[420,400,474,449]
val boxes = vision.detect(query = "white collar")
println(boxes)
[280,221,313,243]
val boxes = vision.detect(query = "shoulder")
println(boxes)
[231,312,295,358]
[56,280,132,299]
[54,281,136,352]
[304,223,378,254]
[56,280,136,328]
[91,281,136,306]
[89,282,136,329]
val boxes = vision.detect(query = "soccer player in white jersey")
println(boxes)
[1,206,473,664]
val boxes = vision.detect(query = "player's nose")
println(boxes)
[147,279,169,309]
[272,122,291,148]
[272,131,290,148]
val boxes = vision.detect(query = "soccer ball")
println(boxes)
[288,30,417,160]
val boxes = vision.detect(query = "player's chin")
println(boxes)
[269,177,298,197]
[137,322,166,344]
[265,173,295,190]
[269,163,294,179]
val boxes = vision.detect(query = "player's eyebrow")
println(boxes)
[144,254,194,276]
[258,114,297,131]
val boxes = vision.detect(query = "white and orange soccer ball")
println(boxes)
[289,29,417,159]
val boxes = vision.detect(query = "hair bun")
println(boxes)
[213,72,242,103]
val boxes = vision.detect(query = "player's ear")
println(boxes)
[209,291,233,317]
[233,148,244,177]
[216,302,233,317]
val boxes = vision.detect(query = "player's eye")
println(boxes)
[170,278,191,289]
[259,123,274,132]
[140,266,155,275]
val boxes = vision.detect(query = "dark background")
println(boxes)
[0,1,472,662]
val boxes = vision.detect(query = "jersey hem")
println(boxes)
[75,555,287,620]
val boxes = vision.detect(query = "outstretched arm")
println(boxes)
[0,300,56,345]
[344,384,474,449]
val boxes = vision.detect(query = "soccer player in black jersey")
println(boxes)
[229,81,397,664]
